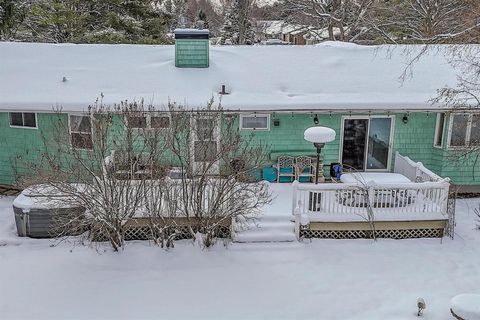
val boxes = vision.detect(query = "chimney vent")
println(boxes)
[174,28,209,68]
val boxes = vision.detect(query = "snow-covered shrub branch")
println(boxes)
[20,99,271,250]
[162,99,271,247]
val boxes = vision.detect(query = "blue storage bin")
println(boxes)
[262,167,277,182]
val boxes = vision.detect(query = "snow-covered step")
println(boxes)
[234,220,293,233]
[236,214,294,223]
[233,214,296,243]
[234,230,297,243]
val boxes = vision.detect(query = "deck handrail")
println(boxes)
[394,152,450,183]
[294,180,449,191]
[292,155,451,238]
[293,177,450,228]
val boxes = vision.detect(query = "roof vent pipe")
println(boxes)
[219,85,229,95]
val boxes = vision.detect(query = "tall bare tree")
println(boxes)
[380,0,478,44]
[280,0,378,42]
[219,0,256,44]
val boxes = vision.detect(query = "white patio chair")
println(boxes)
[276,156,295,183]
[294,156,315,183]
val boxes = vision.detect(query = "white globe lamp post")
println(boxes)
[304,126,336,184]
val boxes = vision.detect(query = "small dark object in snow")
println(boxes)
[62,76,68,82]
[417,298,426,316]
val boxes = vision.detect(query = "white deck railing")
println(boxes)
[394,152,448,183]
[292,154,451,235]
[292,180,450,216]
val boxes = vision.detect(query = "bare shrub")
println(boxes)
[20,101,170,251]
[21,99,271,250]
[163,99,272,247]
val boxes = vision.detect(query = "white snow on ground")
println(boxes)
[0,42,460,112]
[1,188,480,320]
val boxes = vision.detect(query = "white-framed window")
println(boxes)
[127,114,170,129]
[434,113,446,148]
[69,115,93,150]
[239,114,270,131]
[9,112,37,129]
[448,113,480,148]
[193,117,218,162]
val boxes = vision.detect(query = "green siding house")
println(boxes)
[0,29,479,191]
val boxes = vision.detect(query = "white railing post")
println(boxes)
[292,180,299,215]
[440,180,450,214]
[368,184,375,211]
[294,205,300,241]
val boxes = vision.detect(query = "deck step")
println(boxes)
[233,215,296,243]
[234,220,293,233]
[233,230,297,243]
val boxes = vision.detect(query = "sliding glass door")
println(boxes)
[341,117,394,171]
[341,119,368,170]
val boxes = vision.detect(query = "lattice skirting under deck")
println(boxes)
[94,225,231,242]
[300,228,444,239]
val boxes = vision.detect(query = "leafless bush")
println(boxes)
[20,101,171,251]
[163,99,272,247]
[21,99,271,250]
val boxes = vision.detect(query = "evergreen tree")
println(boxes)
[25,1,86,43]
[10,0,171,44]
[186,0,222,35]
[197,9,208,29]
[220,0,255,45]
[0,0,29,40]
[164,0,187,30]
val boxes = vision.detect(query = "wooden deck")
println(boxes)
[301,219,447,239]
[291,153,453,240]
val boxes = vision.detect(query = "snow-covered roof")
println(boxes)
[173,28,209,34]
[0,41,461,112]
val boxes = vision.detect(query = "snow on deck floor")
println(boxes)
[262,183,295,217]
[1,193,480,320]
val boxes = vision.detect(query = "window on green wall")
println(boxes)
[127,115,147,128]
[69,115,93,150]
[9,112,37,128]
[449,113,480,147]
[127,114,170,129]
[151,116,170,129]
[471,114,480,145]
[434,113,445,148]
[240,114,270,131]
